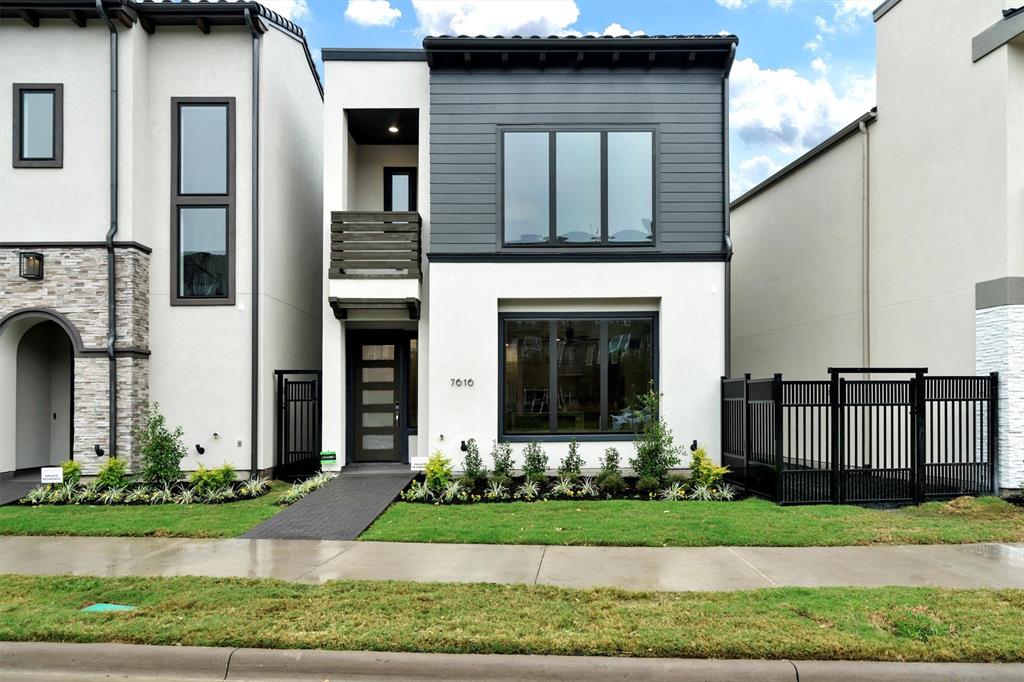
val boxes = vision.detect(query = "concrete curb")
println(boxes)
[2,642,1023,681]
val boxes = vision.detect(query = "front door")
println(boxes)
[350,334,404,463]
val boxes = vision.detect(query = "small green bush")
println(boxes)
[597,471,626,496]
[96,457,129,490]
[60,460,82,486]
[629,388,681,488]
[557,438,583,482]
[189,463,236,495]
[461,438,486,485]
[424,450,454,493]
[137,403,187,487]
[636,474,663,495]
[522,441,548,482]
[490,440,514,481]
[688,445,729,489]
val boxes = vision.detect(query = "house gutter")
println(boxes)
[96,0,119,457]
[859,119,871,373]
[244,7,261,476]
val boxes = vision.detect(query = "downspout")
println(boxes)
[722,43,736,378]
[859,119,870,373]
[244,8,261,476]
[96,0,118,457]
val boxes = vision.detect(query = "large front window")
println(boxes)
[502,131,654,246]
[501,314,656,438]
[171,98,235,305]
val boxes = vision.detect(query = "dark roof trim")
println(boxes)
[973,7,1024,62]
[872,0,902,22]
[0,1,322,97]
[428,251,729,263]
[730,109,877,211]
[0,240,152,254]
[323,48,427,62]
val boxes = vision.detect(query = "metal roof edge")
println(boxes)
[322,48,427,62]
[872,0,903,22]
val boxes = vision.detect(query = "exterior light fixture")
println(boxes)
[19,252,44,280]
[94,444,105,457]
[195,444,206,455]
[388,124,399,133]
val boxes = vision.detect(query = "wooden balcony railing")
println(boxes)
[329,211,421,279]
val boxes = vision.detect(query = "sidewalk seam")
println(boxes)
[726,547,778,587]
[788,659,800,682]
[290,544,359,582]
[533,546,547,585]
[223,647,240,680]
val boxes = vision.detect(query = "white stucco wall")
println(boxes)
[427,261,725,469]
[350,144,417,211]
[731,132,867,379]
[976,304,1024,491]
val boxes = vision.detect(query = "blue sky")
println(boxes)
[266,0,879,196]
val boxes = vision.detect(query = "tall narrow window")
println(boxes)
[13,84,62,168]
[555,132,601,243]
[607,131,653,242]
[503,132,550,244]
[171,98,235,305]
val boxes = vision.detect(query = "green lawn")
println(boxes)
[0,483,286,538]
[361,495,1024,547]
[0,575,1021,661]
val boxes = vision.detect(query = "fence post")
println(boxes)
[913,371,927,504]
[829,369,841,504]
[274,372,282,475]
[742,373,752,476]
[989,371,999,495]
[773,373,784,502]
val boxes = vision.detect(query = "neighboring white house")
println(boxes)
[0,0,323,479]
[321,36,737,471]
[729,0,1023,490]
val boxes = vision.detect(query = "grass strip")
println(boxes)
[0,575,1021,662]
[0,483,287,538]
[362,495,1024,547]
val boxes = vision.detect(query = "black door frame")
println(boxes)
[345,330,416,465]
[383,167,417,212]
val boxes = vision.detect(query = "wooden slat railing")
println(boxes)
[329,211,421,279]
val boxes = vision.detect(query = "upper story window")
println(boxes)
[12,84,62,168]
[502,130,653,246]
[170,98,235,306]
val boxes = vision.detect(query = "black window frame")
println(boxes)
[12,83,63,168]
[498,311,659,442]
[170,97,236,306]
[499,128,656,248]
[383,166,417,211]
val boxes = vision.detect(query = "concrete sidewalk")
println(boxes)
[3,642,1023,682]
[2,536,1023,590]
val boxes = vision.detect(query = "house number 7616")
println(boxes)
[451,378,474,387]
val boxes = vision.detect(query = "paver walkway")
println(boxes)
[242,465,414,540]
[2,536,1022,591]
[0,470,40,506]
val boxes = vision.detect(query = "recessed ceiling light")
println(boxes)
[388,125,399,133]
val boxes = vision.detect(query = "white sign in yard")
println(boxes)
[41,467,63,484]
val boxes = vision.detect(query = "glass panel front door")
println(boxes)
[352,337,403,463]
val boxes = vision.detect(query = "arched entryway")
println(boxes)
[0,311,78,477]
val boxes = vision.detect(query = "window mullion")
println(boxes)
[599,321,609,432]
[549,320,558,433]
[548,131,556,244]
[600,131,609,244]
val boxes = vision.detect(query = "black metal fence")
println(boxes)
[275,370,322,480]
[722,368,999,505]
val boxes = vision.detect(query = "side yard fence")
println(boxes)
[721,368,999,505]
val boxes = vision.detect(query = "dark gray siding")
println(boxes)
[429,67,726,256]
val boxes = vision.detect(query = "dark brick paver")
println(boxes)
[242,468,414,540]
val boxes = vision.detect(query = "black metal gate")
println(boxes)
[275,370,322,480]
[722,368,999,505]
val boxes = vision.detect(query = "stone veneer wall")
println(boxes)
[975,304,1024,492]
[0,246,150,475]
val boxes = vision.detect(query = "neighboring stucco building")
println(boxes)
[729,0,1023,489]
[321,35,737,471]
[0,0,322,478]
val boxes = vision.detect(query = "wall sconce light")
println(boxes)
[460,440,468,452]
[19,252,44,280]
[690,439,698,452]
[94,444,105,457]
[195,444,206,455]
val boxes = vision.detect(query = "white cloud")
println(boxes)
[767,0,794,9]
[730,56,875,158]
[411,0,580,37]
[599,22,645,37]
[804,34,825,52]
[811,57,828,76]
[732,155,782,196]
[153,0,311,21]
[815,0,876,34]
[345,0,401,27]
[716,0,749,9]
[835,0,876,19]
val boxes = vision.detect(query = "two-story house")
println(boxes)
[0,0,322,482]
[322,35,737,470]
[728,0,1022,491]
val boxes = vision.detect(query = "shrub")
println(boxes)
[149,484,176,505]
[424,450,454,493]
[578,477,600,498]
[596,448,625,496]
[438,479,467,504]
[48,482,78,504]
[125,487,151,504]
[61,460,82,486]
[98,486,126,505]
[402,480,434,502]
[715,482,738,501]
[549,477,576,499]
[239,477,270,499]
[461,438,486,485]
[688,483,715,501]
[688,445,729,490]
[190,463,236,496]
[490,440,514,481]
[484,479,509,501]
[96,457,130,490]
[659,481,686,501]
[20,485,51,505]
[629,388,681,488]
[137,403,187,488]
[521,441,548,482]
[599,447,622,479]
[557,439,584,482]
[636,474,662,495]
[278,472,332,507]
[514,479,542,501]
